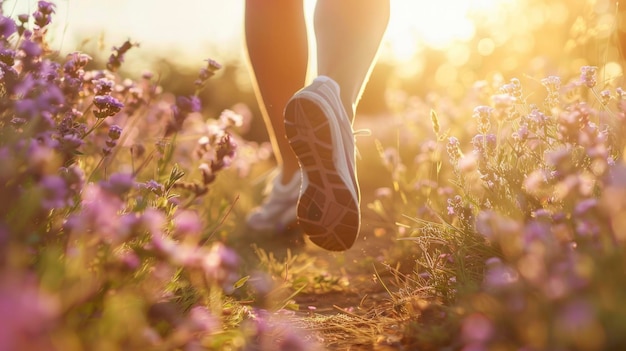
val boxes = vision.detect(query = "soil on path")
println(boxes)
[226,212,419,350]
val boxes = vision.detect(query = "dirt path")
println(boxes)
[226,210,414,350]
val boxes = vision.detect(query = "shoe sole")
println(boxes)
[284,95,360,251]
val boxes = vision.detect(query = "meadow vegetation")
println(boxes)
[2,1,626,350]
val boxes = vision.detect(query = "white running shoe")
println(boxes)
[284,76,361,251]
[246,171,303,232]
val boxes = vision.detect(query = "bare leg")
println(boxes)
[244,0,308,184]
[314,0,390,120]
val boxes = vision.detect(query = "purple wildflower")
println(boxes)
[574,198,597,216]
[172,210,203,238]
[0,16,16,38]
[194,58,222,88]
[0,274,60,351]
[186,306,218,333]
[100,172,134,197]
[600,89,611,106]
[471,133,497,158]
[556,300,597,338]
[528,108,548,127]
[483,257,519,290]
[472,106,493,134]
[579,66,598,88]
[150,234,203,267]
[219,109,243,128]
[491,93,515,111]
[166,95,202,136]
[177,95,201,113]
[500,77,522,99]
[63,52,91,77]
[20,39,42,58]
[462,313,494,345]
[115,249,141,271]
[106,39,138,72]
[93,95,124,118]
[447,136,461,166]
[39,175,69,210]
[214,133,237,162]
[103,125,123,156]
[542,75,561,110]
[108,125,122,140]
[143,180,165,196]
[59,164,85,196]
[202,242,240,293]
[447,195,463,216]
[65,184,125,244]
[93,77,115,95]
[541,76,561,92]
[512,123,529,142]
[37,1,56,14]
[140,208,166,237]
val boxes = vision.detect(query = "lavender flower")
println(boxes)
[39,175,69,210]
[447,136,461,166]
[100,172,134,197]
[500,78,522,99]
[103,125,122,156]
[93,95,124,118]
[219,109,243,128]
[472,106,493,134]
[202,242,240,293]
[599,89,611,106]
[579,66,598,88]
[19,39,43,71]
[541,75,561,92]
[0,274,60,351]
[143,180,165,196]
[106,39,138,72]
[186,306,218,333]
[512,123,529,142]
[166,95,201,136]
[172,210,203,238]
[461,313,494,346]
[17,14,29,23]
[447,195,463,217]
[194,58,222,88]
[33,1,56,28]
[471,133,497,158]
[556,300,598,342]
[108,125,122,140]
[0,16,16,38]
[65,184,126,244]
[491,93,515,117]
[93,77,115,95]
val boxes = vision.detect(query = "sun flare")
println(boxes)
[383,0,517,62]
[5,0,518,66]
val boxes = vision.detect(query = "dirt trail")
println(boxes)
[227,212,413,350]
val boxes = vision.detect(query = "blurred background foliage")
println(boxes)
[74,0,625,144]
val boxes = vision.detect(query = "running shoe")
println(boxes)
[246,170,303,232]
[284,76,360,251]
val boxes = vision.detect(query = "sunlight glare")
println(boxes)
[384,0,516,62]
[4,0,517,67]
